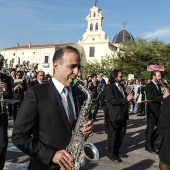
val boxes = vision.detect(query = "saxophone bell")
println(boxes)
[76,142,99,170]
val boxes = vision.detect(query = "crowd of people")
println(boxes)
[0,46,170,170]
[7,70,51,121]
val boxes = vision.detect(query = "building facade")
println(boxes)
[0,43,83,75]
[78,5,119,63]
[0,5,134,75]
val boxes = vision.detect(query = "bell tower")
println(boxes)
[78,5,108,43]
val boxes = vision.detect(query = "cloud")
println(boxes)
[143,27,170,39]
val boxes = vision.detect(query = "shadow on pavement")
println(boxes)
[93,111,161,159]
[122,159,155,170]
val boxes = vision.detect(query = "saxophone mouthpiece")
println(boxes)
[74,78,84,86]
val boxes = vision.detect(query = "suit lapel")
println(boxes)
[46,81,72,134]
[113,83,124,98]
[151,81,160,94]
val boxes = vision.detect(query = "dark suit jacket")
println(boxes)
[100,78,106,85]
[145,81,163,117]
[28,80,40,88]
[12,81,86,170]
[158,95,170,165]
[105,83,129,123]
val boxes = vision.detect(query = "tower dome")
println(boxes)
[112,29,134,43]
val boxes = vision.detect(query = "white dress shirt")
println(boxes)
[151,80,159,90]
[52,77,76,120]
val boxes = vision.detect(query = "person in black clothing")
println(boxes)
[28,71,45,87]
[158,91,170,170]
[13,71,27,121]
[98,74,106,109]
[0,54,13,169]
[98,74,106,85]
[105,69,133,163]
[88,73,100,120]
[145,71,169,154]
[136,79,146,116]
[100,84,109,134]
[8,69,16,117]
[12,46,93,170]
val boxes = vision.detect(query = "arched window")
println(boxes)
[95,23,98,30]
[90,23,93,31]
[93,12,96,17]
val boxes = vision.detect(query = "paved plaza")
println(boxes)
[5,109,160,170]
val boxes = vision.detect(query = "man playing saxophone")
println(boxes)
[12,46,94,170]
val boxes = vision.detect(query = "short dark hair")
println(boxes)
[53,46,80,63]
[150,70,160,80]
[141,79,145,85]
[10,68,16,72]
[109,69,122,83]
[91,73,97,78]
[37,71,45,76]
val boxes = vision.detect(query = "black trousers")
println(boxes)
[103,105,109,134]
[90,99,99,120]
[0,113,8,170]
[13,102,22,122]
[145,115,159,147]
[107,119,127,156]
[8,104,13,117]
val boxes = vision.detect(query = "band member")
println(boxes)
[98,74,106,85]
[12,71,27,121]
[100,84,109,134]
[0,54,13,169]
[88,73,100,121]
[105,69,133,163]
[12,46,93,170]
[28,71,45,87]
[159,92,170,170]
[145,71,169,154]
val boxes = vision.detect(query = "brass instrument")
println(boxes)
[66,79,99,170]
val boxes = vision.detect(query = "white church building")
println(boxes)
[0,4,134,75]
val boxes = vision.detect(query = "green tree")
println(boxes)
[83,38,170,80]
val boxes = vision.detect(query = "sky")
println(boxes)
[0,0,170,49]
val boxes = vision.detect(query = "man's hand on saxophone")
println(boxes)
[52,150,73,170]
[82,119,94,136]
[52,120,94,170]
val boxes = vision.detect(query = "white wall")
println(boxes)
[1,47,55,75]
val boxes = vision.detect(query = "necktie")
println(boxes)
[64,87,75,127]
[118,85,125,97]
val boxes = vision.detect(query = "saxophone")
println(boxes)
[66,78,99,170]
